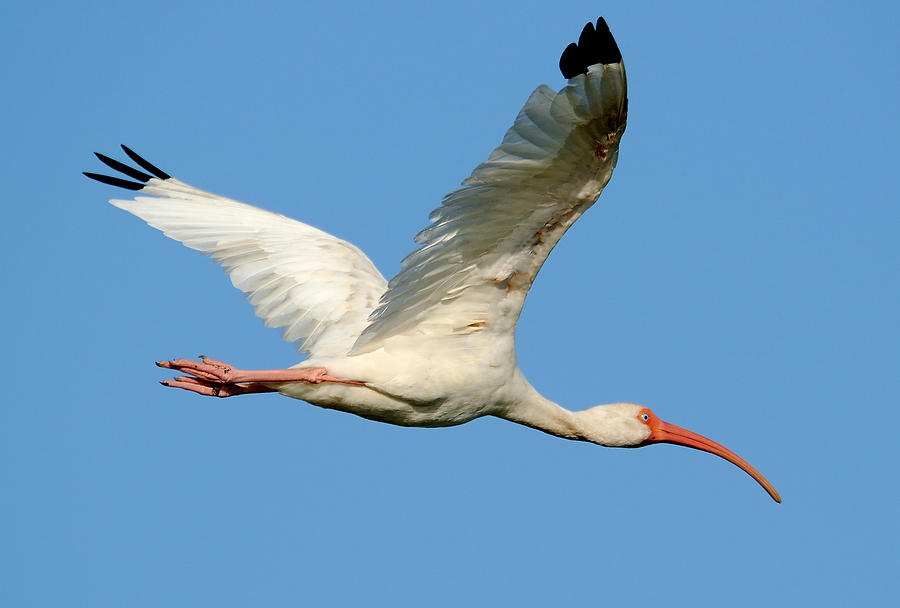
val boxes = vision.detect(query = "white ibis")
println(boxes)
[86,18,780,502]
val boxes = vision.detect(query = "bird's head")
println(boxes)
[579,403,781,502]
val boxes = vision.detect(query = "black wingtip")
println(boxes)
[83,171,146,191]
[84,146,171,191]
[120,145,170,180]
[559,16,622,79]
[94,152,153,183]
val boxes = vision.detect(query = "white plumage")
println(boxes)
[356,67,626,353]
[87,18,781,502]
[112,180,387,358]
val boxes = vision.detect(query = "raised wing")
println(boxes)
[85,146,387,358]
[352,18,627,354]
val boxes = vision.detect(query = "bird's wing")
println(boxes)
[352,18,627,354]
[85,146,387,358]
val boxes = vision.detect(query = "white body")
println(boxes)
[288,337,520,427]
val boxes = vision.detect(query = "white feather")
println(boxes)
[352,63,627,353]
[111,179,387,358]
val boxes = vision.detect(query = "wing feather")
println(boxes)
[87,153,387,358]
[353,56,627,354]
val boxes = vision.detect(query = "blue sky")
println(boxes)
[3,1,898,605]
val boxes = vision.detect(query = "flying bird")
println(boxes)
[85,18,781,502]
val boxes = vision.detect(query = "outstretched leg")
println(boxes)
[157,356,365,397]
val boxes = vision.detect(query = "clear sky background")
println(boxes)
[3,1,898,605]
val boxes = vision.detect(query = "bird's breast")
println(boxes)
[279,337,518,428]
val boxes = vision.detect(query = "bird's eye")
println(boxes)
[640,413,650,422]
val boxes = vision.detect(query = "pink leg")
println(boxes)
[156,356,365,397]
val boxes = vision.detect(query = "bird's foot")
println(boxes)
[161,376,276,398]
[156,356,233,382]
[157,356,243,382]
[156,356,365,395]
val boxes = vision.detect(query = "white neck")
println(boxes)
[495,375,587,441]
[495,373,639,447]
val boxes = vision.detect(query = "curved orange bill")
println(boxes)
[649,419,781,503]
